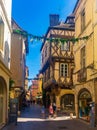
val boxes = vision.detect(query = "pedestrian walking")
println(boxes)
[53,103,57,118]
[41,105,46,118]
[49,103,53,118]
[89,102,95,128]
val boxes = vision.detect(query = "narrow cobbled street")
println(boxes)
[2,104,96,130]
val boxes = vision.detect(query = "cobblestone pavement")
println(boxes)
[2,104,97,130]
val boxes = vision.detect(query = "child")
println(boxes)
[53,103,57,118]
[49,103,53,118]
[41,105,45,118]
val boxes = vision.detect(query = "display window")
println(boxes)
[61,94,75,111]
[0,85,4,124]
[78,90,92,121]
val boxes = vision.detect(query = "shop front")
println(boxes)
[0,76,7,126]
[50,88,75,112]
[78,89,92,121]
[61,94,75,113]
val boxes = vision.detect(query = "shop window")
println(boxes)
[61,94,75,110]
[79,90,92,121]
[0,17,4,51]
[60,63,68,77]
[0,81,4,124]
[0,97,3,124]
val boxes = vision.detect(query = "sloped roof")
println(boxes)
[52,22,75,30]
[40,14,75,51]
[73,0,80,13]
[12,18,29,54]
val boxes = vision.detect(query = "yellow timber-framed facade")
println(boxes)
[40,14,75,113]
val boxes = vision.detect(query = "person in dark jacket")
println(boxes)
[53,103,57,118]
[49,103,54,118]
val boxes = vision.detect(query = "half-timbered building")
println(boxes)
[40,14,75,113]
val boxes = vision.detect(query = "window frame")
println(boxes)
[60,63,68,77]
[95,0,97,12]
[80,46,86,68]
[0,18,4,51]
[81,8,85,32]
[60,41,70,51]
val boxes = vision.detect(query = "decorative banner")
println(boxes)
[13,29,91,44]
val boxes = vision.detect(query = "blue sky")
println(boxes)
[12,0,77,86]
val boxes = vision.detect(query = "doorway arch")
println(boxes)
[78,88,92,121]
[0,76,7,125]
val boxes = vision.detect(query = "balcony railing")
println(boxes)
[77,68,87,82]
[43,77,56,89]
[43,76,73,89]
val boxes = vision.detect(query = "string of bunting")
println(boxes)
[13,29,91,44]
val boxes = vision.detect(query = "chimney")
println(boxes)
[49,14,59,26]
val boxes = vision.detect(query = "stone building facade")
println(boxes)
[10,19,28,111]
[73,0,97,123]
[0,0,12,128]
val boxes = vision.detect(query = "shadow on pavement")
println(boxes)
[2,104,97,130]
